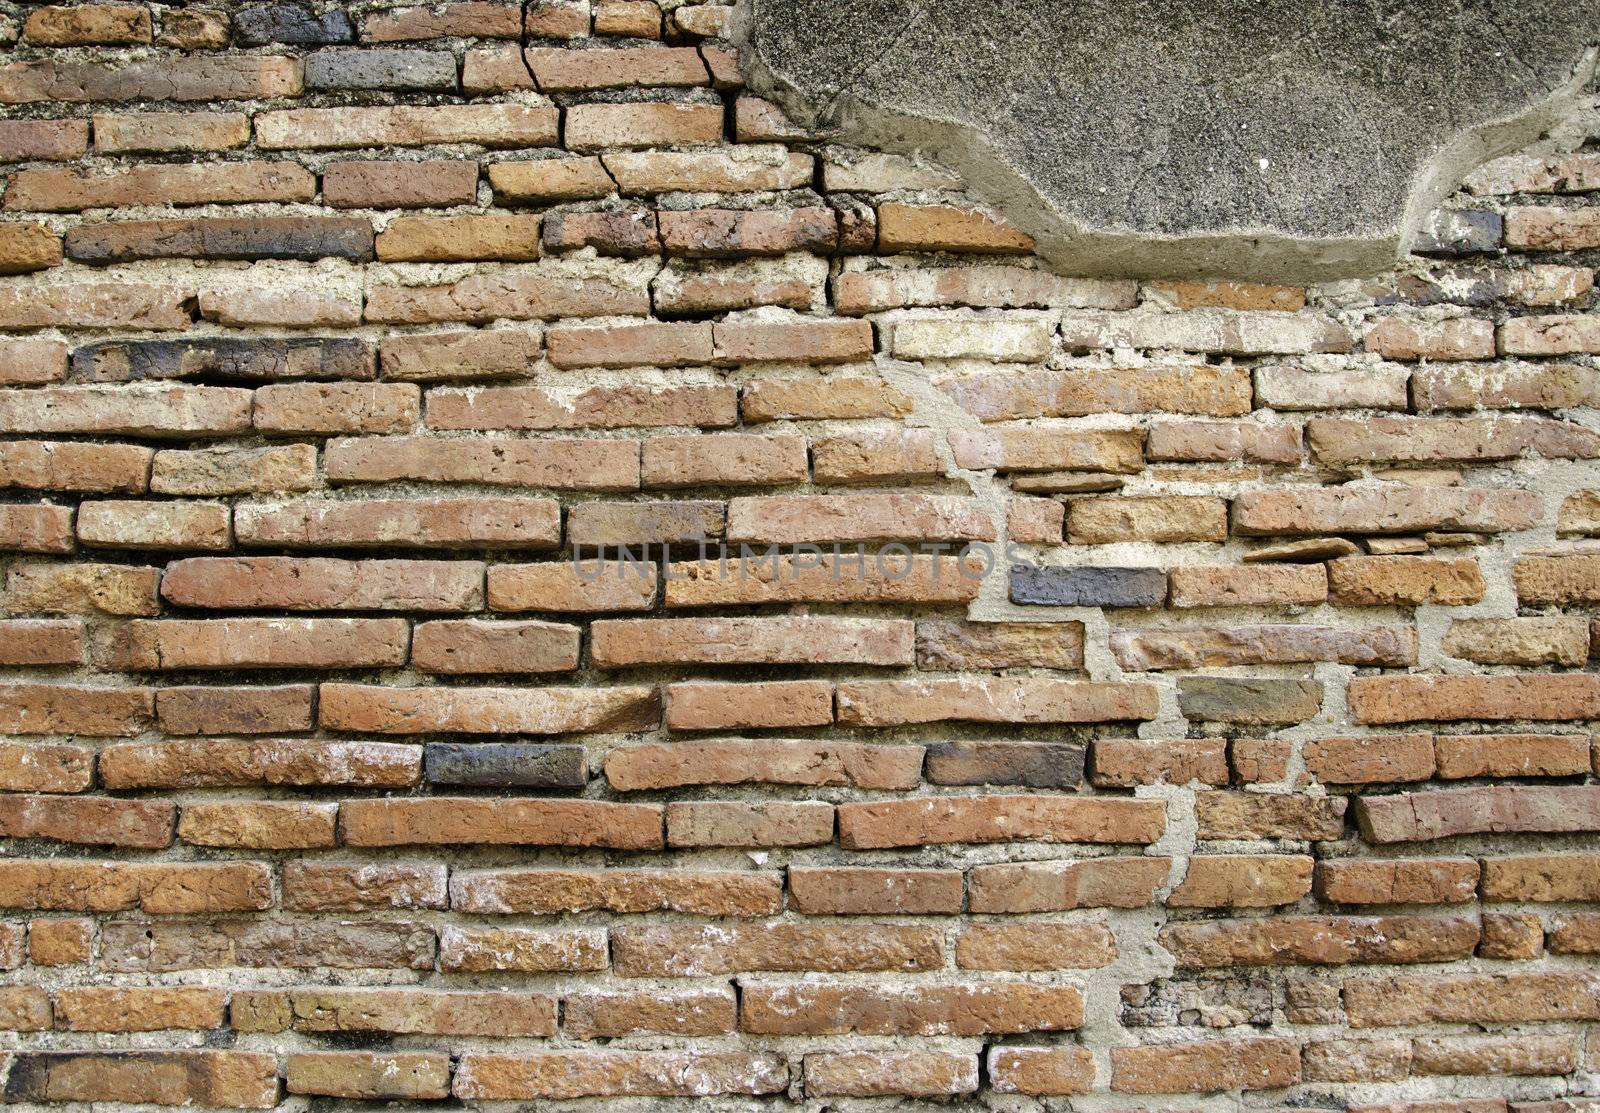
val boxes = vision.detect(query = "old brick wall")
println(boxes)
[0,1,1596,1109]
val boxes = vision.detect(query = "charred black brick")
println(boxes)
[1011,565,1166,608]
[925,740,1085,788]
[425,743,588,789]
[71,338,375,383]
[234,4,354,44]
[65,218,375,265]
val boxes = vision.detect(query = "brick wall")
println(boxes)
[0,2,1597,1109]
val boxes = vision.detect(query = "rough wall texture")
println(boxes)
[0,2,1596,1111]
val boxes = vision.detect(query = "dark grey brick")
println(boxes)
[1177,677,1323,726]
[425,743,588,789]
[235,4,354,44]
[1011,565,1166,608]
[71,338,375,383]
[925,740,1085,788]
[1411,208,1503,256]
[65,217,375,265]
[306,49,458,91]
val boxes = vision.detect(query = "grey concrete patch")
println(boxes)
[737,0,1600,280]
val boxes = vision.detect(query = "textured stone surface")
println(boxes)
[742,0,1598,278]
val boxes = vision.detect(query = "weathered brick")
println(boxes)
[198,286,360,327]
[1195,792,1347,840]
[376,214,541,262]
[235,4,353,43]
[1255,363,1412,409]
[660,207,838,257]
[742,374,912,421]
[565,102,723,151]
[258,104,557,149]
[238,987,554,1036]
[789,867,963,914]
[425,742,586,788]
[7,162,313,212]
[28,918,92,966]
[305,48,457,91]
[0,794,172,848]
[0,616,83,665]
[1169,855,1314,908]
[0,860,269,914]
[451,867,781,916]
[427,383,732,428]
[0,683,152,736]
[1415,361,1599,410]
[1115,624,1413,671]
[322,682,654,735]
[1365,317,1495,360]
[0,283,192,330]
[1442,617,1589,666]
[0,741,91,792]
[236,497,559,549]
[110,618,408,670]
[1355,784,1600,841]
[605,146,811,192]
[1330,555,1485,605]
[0,384,251,437]
[0,505,73,554]
[955,923,1117,969]
[101,918,434,971]
[607,739,921,791]
[988,1046,1097,1095]
[837,676,1156,725]
[283,862,447,911]
[72,337,373,382]
[177,801,337,849]
[92,111,247,153]
[836,263,1133,312]
[1343,972,1600,1027]
[54,987,225,1032]
[1090,738,1228,787]
[1316,858,1480,904]
[489,559,657,612]
[877,202,1033,253]
[324,159,479,208]
[1305,733,1436,784]
[613,923,941,976]
[1178,677,1322,725]
[943,364,1252,420]
[541,209,660,255]
[1516,554,1600,604]
[286,1052,449,1101]
[0,56,300,104]
[0,223,62,274]
[744,982,1081,1036]
[1350,674,1600,724]
[1111,1038,1299,1093]
[378,329,540,381]
[2,1052,278,1108]
[1011,565,1167,607]
[150,445,318,496]
[1235,486,1539,535]
[101,738,418,790]
[0,338,67,386]
[925,740,1084,788]
[6,564,158,617]
[805,1052,978,1098]
[666,679,832,730]
[1167,914,1480,971]
[340,797,660,848]
[77,500,230,551]
[155,685,314,735]
[439,925,607,972]
[66,216,374,264]
[667,800,833,847]
[454,1051,787,1100]
[565,988,734,1037]
[838,794,1163,848]
[162,557,482,611]
[0,119,88,161]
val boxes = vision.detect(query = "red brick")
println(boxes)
[0,119,89,161]
[0,741,91,792]
[284,862,446,911]
[450,867,781,916]
[6,163,312,212]
[27,918,91,966]
[426,383,733,428]
[178,801,337,849]
[77,500,229,551]
[0,683,152,736]
[1350,674,1600,723]
[613,922,939,976]
[565,988,734,1037]
[967,856,1170,913]
[805,1052,977,1098]
[454,1052,787,1100]
[1343,972,1600,1027]
[286,1052,449,1102]
[1316,858,1480,904]
[788,867,963,914]
[100,738,418,790]
[0,384,251,437]
[593,615,912,667]
[988,1047,1097,1095]
[162,556,482,612]
[1162,914,1480,967]
[741,983,1082,1036]
[659,207,838,257]
[642,433,805,487]
[606,739,921,791]
[155,685,314,735]
[836,677,1157,725]
[0,1051,278,1108]
[341,797,662,848]
[1111,1038,1300,1094]
[91,111,247,153]
[438,925,607,972]
[258,104,557,150]
[323,159,478,208]
[54,987,224,1032]
[488,560,657,613]
[0,860,270,914]
[1355,785,1600,841]
[955,923,1116,969]
[838,795,1163,848]
[0,794,172,848]
[666,801,834,847]
[109,618,408,670]
[1234,486,1540,536]
[526,46,708,90]
[564,102,723,150]
[236,497,559,549]
[878,202,1034,253]
[665,679,832,730]
[321,682,657,734]
[0,283,192,330]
